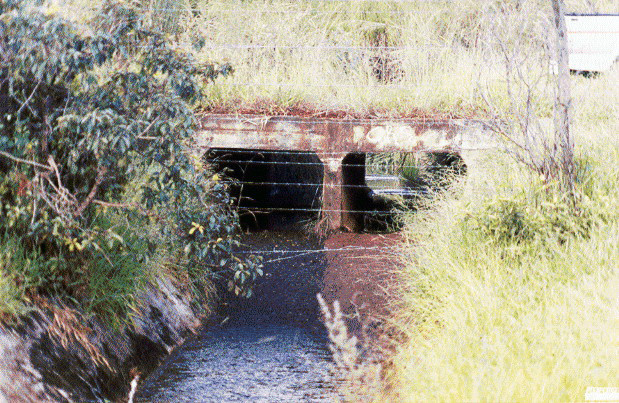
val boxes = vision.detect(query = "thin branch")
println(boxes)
[16,80,42,117]
[0,150,52,170]
[92,200,137,209]
[92,199,165,221]
[90,241,116,267]
[136,119,159,139]
[46,155,77,205]
[75,166,108,217]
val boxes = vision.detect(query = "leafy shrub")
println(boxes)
[0,0,260,321]
[472,158,607,248]
[474,194,592,245]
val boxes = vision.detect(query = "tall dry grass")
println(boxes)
[51,0,617,116]
[185,0,616,115]
[380,85,618,400]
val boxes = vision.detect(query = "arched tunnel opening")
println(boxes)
[205,149,466,233]
[205,149,324,231]
[346,151,468,232]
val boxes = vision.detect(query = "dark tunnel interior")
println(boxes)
[204,149,467,232]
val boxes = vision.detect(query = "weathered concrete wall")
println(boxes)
[0,276,208,402]
[197,114,497,230]
[196,114,494,154]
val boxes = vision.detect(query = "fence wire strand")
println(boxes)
[202,147,497,156]
[206,158,456,168]
[222,181,435,191]
[199,116,491,124]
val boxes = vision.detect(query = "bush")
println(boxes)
[474,192,592,245]
[472,155,612,250]
[0,0,260,322]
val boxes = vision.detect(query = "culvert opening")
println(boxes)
[357,151,467,232]
[205,149,466,233]
[205,149,324,231]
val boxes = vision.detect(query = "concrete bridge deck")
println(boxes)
[196,114,493,230]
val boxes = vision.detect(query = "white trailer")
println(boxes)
[565,14,619,72]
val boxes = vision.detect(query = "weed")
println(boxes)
[318,293,382,401]
[45,302,112,371]
[0,268,26,320]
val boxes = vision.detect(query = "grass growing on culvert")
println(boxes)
[55,0,618,118]
[382,121,618,401]
[190,0,618,116]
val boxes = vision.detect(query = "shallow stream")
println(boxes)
[137,231,397,402]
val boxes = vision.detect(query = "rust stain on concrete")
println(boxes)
[196,114,490,231]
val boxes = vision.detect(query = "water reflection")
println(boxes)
[136,233,338,402]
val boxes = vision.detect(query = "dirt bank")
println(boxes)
[0,275,209,402]
[321,232,402,339]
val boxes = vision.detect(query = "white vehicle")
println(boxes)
[565,14,619,72]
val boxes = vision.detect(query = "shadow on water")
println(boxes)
[136,232,342,402]
[135,149,435,401]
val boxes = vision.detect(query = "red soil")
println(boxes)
[321,232,403,329]
[201,101,484,120]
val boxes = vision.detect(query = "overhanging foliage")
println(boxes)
[0,0,260,319]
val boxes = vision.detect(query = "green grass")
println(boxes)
[382,119,619,401]
[0,212,152,325]
[0,236,46,319]
[0,259,28,319]
[53,0,618,117]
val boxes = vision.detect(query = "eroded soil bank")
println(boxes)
[0,275,208,402]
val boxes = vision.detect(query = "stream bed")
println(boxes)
[136,231,398,402]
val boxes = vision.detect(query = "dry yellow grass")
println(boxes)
[52,0,619,116]
[380,105,618,401]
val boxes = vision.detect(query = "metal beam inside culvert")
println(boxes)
[196,114,489,230]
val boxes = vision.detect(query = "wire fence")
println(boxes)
[152,2,499,239]
[178,44,455,50]
[150,7,461,14]
[203,145,497,153]
[234,243,403,263]
[200,116,497,124]
[251,248,402,264]
[201,125,486,218]
[208,158,471,216]
[203,81,467,90]
[205,159,458,168]
[238,206,426,214]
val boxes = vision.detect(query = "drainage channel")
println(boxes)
[136,150,462,401]
[135,230,399,402]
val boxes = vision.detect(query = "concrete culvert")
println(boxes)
[205,149,323,231]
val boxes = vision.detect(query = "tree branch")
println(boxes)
[0,150,52,170]
[75,166,108,217]
[92,199,165,221]
[16,80,42,117]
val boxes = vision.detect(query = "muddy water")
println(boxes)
[136,231,399,402]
